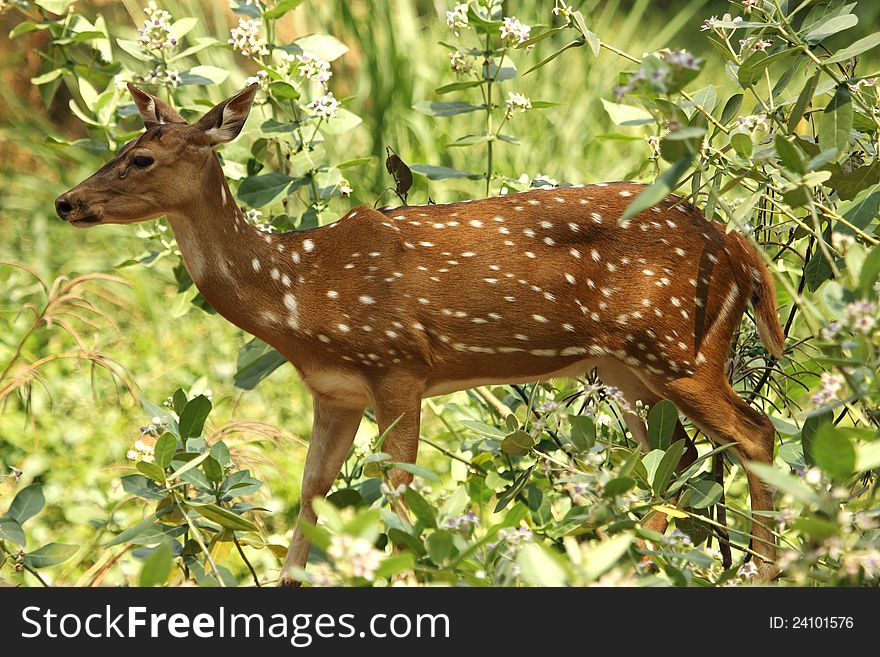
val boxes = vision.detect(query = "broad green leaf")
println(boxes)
[192,504,259,533]
[804,13,858,43]
[569,415,596,452]
[729,128,753,158]
[136,461,166,483]
[750,463,823,506]
[169,17,197,40]
[34,0,76,13]
[738,49,795,87]
[0,518,26,546]
[775,134,806,174]
[121,474,167,500]
[787,72,820,132]
[237,173,296,208]
[647,400,677,450]
[234,338,287,390]
[24,543,77,569]
[517,543,567,586]
[600,99,654,126]
[652,440,686,496]
[620,157,692,223]
[4,484,44,526]
[105,510,166,547]
[684,479,723,509]
[825,31,880,63]
[818,85,853,156]
[386,461,440,483]
[263,0,306,20]
[523,39,584,75]
[425,529,457,565]
[812,424,855,481]
[178,395,212,441]
[187,65,229,84]
[581,534,633,581]
[153,433,177,470]
[294,34,349,61]
[403,488,437,528]
[501,429,535,455]
[139,541,173,586]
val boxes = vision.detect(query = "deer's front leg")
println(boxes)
[279,396,364,587]
[373,376,424,488]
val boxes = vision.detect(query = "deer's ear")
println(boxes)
[127,83,187,128]
[194,84,259,145]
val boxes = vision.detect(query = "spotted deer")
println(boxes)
[56,84,785,584]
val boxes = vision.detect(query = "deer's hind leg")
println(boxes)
[640,371,778,579]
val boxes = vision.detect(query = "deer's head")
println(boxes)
[55,83,257,227]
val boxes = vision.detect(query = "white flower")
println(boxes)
[246,208,263,223]
[327,535,384,581]
[229,17,269,58]
[306,92,341,118]
[700,15,718,31]
[742,0,760,13]
[245,70,269,88]
[820,320,842,340]
[446,2,469,36]
[843,299,877,334]
[736,113,769,131]
[811,372,844,405]
[296,53,332,88]
[137,1,178,53]
[832,231,856,253]
[127,438,155,463]
[666,49,702,70]
[449,50,474,75]
[500,16,531,45]
[163,69,181,87]
[504,91,532,119]
[339,179,353,196]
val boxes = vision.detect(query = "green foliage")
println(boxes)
[1,0,879,588]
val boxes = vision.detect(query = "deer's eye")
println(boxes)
[132,155,154,168]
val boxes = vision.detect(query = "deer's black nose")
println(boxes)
[55,196,73,220]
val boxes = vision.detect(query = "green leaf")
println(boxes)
[580,534,633,581]
[33,0,76,13]
[825,31,880,63]
[620,157,692,223]
[812,424,856,481]
[375,552,415,579]
[234,338,287,390]
[187,65,229,85]
[24,543,77,569]
[139,541,174,586]
[729,128,753,159]
[202,456,224,484]
[647,400,677,450]
[136,461,166,483]
[568,415,596,452]
[775,134,806,174]
[153,433,177,470]
[105,510,166,547]
[523,39,584,75]
[738,49,796,87]
[4,484,44,526]
[121,474,167,500]
[237,173,296,208]
[0,518,26,546]
[172,388,188,415]
[604,476,635,497]
[818,85,853,156]
[178,395,212,441]
[403,488,436,528]
[749,463,823,506]
[413,101,485,117]
[321,108,362,135]
[410,164,482,180]
[294,34,349,61]
[684,479,723,509]
[859,243,880,295]
[263,0,306,20]
[387,528,426,556]
[386,461,440,483]
[425,529,457,565]
[517,543,567,586]
[600,99,654,126]
[719,93,743,125]
[804,13,858,43]
[788,73,820,132]
[652,440,686,497]
[447,133,492,148]
[192,504,259,533]
[501,429,535,455]
[169,17,197,40]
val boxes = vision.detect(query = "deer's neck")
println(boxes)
[166,155,307,348]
